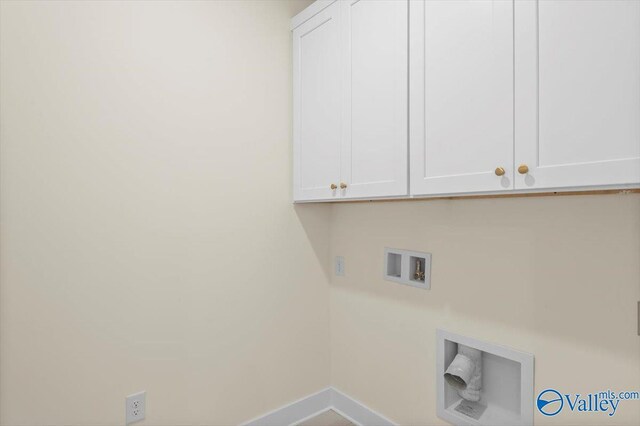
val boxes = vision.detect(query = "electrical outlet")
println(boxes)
[126,391,146,425]
[335,256,345,276]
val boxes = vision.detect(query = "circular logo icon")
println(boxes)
[537,389,564,416]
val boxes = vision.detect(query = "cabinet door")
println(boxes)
[340,0,408,199]
[410,0,514,196]
[293,2,342,201]
[515,0,640,190]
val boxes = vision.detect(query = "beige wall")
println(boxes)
[330,194,640,425]
[0,1,324,425]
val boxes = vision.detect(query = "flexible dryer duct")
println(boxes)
[444,344,482,402]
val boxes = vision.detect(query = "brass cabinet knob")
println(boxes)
[340,182,347,189]
[517,164,529,175]
[494,167,505,176]
[330,183,338,190]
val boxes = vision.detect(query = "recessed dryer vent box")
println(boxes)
[384,248,431,290]
[437,329,534,426]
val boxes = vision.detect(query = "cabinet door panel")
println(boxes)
[341,0,408,199]
[410,0,514,196]
[515,0,640,189]
[293,2,341,201]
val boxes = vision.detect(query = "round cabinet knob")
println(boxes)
[517,164,529,175]
[340,182,347,189]
[330,183,338,190]
[494,167,506,176]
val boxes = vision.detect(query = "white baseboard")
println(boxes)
[329,388,395,426]
[241,388,333,426]
[242,387,396,426]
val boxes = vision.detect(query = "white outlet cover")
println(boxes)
[126,391,146,425]
[335,256,345,276]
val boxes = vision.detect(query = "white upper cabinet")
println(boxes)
[410,0,514,196]
[340,0,408,199]
[293,1,342,201]
[515,0,640,190]
[292,0,408,201]
[293,0,640,202]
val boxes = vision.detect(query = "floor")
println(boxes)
[298,409,355,426]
